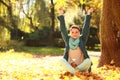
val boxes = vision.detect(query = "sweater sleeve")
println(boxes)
[81,15,91,45]
[57,15,69,45]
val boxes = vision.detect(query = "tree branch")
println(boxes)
[0,0,9,8]
[0,17,12,31]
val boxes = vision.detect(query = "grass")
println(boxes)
[21,46,64,56]
[21,46,100,56]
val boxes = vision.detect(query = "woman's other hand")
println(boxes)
[58,7,64,15]
[87,8,94,15]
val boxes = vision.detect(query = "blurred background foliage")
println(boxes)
[0,0,101,51]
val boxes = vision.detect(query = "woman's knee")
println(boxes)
[77,58,92,71]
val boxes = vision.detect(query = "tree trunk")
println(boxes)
[49,0,55,46]
[0,0,22,40]
[98,0,120,67]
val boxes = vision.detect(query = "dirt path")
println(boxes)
[88,51,101,57]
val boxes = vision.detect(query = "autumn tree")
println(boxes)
[0,0,50,41]
[98,0,120,67]
[0,0,24,40]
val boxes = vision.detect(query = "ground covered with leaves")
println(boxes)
[0,50,120,80]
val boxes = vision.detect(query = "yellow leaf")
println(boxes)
[80,0,85,4]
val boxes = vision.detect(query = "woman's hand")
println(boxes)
[58,7,64,15]
[87,8,94,15]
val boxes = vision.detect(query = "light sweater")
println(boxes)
[68,47,84,65]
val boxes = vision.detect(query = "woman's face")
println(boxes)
[70,28,80,39]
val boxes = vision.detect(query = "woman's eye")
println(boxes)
[76,32,78,33]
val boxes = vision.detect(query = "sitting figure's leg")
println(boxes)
[76,58,91,72]
[60,58,75,74]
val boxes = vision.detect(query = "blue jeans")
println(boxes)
[60,58,91,74]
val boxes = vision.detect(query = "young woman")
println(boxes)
[57,7,93,74]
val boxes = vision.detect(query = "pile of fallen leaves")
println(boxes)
[60,71,103,80]
[0,50,120,80]
[95,65,120,80]
[60,65,120,80]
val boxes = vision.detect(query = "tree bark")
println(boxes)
[49,0,55,46]
[98,0,120,67]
